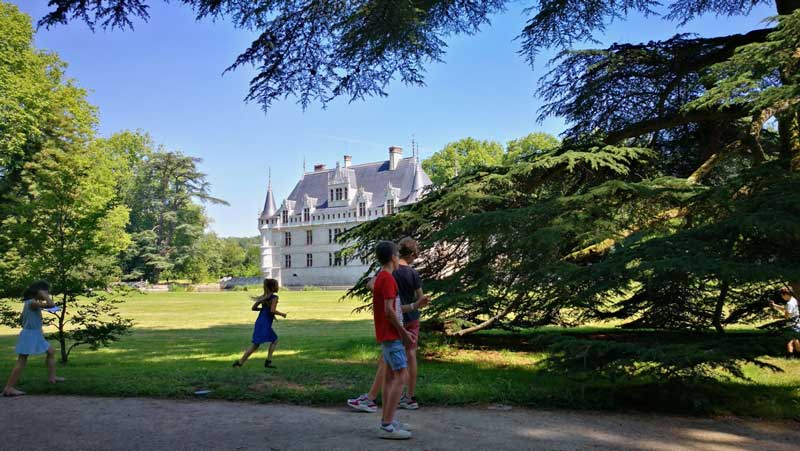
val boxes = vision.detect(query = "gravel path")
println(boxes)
[1,395,797,450]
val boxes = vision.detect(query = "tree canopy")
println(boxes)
[422,133,560,185]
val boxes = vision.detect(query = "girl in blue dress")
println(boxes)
[233,278,287,369]
[3,280,65,397]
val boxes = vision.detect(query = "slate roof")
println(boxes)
[275,157,431,212]
[260,181,277,218]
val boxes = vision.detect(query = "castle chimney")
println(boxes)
[389,146,402,171]
[314,163,326,172]
[344,155,352,168]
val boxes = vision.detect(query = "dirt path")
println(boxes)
[1,395,797,450]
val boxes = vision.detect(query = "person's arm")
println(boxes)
[366,276,376,292]
[29,294,55,310]
[400,292,430,313]
[770,301,789,317]
[271,298,287,318]
[385,297,410,346]
[251,296,264,311]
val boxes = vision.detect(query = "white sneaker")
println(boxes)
[399,395,419,410]
[393,420,411,431]
[379,423,412,440]
[347,394,377,413]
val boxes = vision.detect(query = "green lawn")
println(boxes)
[1,290,798,418]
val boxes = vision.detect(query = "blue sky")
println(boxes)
[12,1,776,237]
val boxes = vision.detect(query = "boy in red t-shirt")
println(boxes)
[372,241,412,440]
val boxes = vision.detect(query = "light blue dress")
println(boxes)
[15,299,50,355]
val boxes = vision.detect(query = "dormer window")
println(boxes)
[385,199,396,215]
[282,210,288,223]
[358,202,366,217]
[303,207,310,222]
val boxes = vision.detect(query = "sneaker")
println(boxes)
[347,394,378,413]
[379,423,411,440]
[399,395,419,410]
[393,420,411,431]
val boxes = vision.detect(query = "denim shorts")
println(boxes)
[381,339,408,371]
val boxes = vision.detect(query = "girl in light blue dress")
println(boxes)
[2,280,65,397]
[232,278,287,369]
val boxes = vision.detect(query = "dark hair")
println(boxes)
[376,241,399,265]
[23,280,50,300]
[780,286,794,296]
[398,237,418,259]
[263,278,279,294]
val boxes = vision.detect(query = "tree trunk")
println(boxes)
[58,292,68,364]
[713,280,730,334]
[776,0,800,15]
[778,111,800,171]
[776,0,800,169]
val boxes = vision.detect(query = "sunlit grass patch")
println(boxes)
[1,290,798,418]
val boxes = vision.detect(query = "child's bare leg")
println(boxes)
[367,357,386,401]
[406,349,418,398]
[381,367,407,425]
[46,347,64,383]
[267,340,278,360]
[3,355,28,395]
[237,344,259,365]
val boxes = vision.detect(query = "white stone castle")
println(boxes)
[258,146,432,287]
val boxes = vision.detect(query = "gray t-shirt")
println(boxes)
[393,265,422,323]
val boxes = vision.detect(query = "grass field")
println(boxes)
[1,290,798,419]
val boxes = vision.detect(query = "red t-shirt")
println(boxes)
[373,270,402,342]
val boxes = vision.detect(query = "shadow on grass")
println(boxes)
[1,320,798,419]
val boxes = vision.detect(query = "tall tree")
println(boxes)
[123,149,227,282]
[423,138,504,185]
[0,1,133,363]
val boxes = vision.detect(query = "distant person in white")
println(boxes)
[770,286,800,358]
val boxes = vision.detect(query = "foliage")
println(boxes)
[55,288,135,361]
[107,131,228,283]
[0,2,134,363]
[422,137,504,185]
[422,133,560,185]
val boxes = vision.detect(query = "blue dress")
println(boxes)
[252,295,279,344]
[15,299,51,355]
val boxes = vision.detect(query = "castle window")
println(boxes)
[282,210,288,223]
[328,229,333,243]
[306,230,313,245]
[306,253,313,267]
[386,199,395,215]
[284,254,292,268]
[284,232,292,246]
[335,188,343,201]
[330,189,334,201]
[328,253,333,266]
[345,189,349,200]
[334,254,342,266]
[359,202,366,217]
[303,208,310,222]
